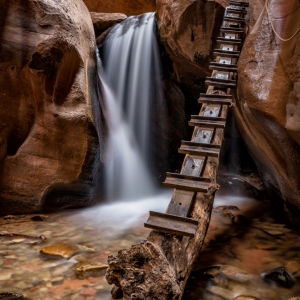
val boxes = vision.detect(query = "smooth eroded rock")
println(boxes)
[83,0,155,16]
[40,244,95,259]
[156,0,225,87]
[90,12,127,37]
[235,0,300,228]
[0,0,100,215]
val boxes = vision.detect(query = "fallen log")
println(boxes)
[106,104,228,300]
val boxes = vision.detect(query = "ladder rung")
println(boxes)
[198,98,232,105]
[191,115,226,122]
[209,62,237,72]
[230,1,249,7]
[181,140,221,149]
[220,27,244,33]
[199,93,232,99]
[213,49,240,58]
[144,211,198,237]
[217,37,242,45]
[227,8,247,15]
[163,173,211,193]
[224,16,245,23]
[205,78,236,88]
[189,119,226,129]
[179,143,220,157]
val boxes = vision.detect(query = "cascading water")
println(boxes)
[101,13,162,166]
[96,13,163,201]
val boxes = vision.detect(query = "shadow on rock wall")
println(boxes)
[0,0,102,214]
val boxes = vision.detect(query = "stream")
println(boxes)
[1,188,300,299]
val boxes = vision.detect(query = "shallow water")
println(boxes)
[1,190,300,300]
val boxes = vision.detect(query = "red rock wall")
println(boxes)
[235,0,300,225]
[156,0,225,87]
[0,0,100,214]
[82,0,156,15]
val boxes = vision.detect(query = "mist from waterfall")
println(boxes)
[96,13,163,201]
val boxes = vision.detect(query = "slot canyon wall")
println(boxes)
[235,0,300,226]
[0,0,100,214]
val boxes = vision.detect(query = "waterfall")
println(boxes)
[96,13,163,201]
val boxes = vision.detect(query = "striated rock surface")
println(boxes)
[235,0,300,227]
[90,12,127,37]
[156,0,225,87]
[83,0,155,16]
[0,0,100,214]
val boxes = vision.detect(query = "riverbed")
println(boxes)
[0,188,300,300]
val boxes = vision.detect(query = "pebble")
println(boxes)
[206,286,233,300]
[74,261,108,275]
[256,244,277,250]
[266,230,283,236]
[12,239,25,243]
[40,244,86,259]
[51,277,64,285]
[214,206,240,212]
[220,265,252,282]
[285,261,300,274]
[234,296,261,300]
[0,273,11,281]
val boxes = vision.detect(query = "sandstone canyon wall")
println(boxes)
[0,0,100,214]
[83,0,156,16]
[236,0,300,226]
[156,0,226,88]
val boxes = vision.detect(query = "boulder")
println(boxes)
[0,0,100,214]
[235,0,300,227]
[82,0,156,16]
[262,266,295,288]
[90,12,127,37]
[156,0,226,87]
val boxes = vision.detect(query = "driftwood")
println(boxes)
[0,231,48,242]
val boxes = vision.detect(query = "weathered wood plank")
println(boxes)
[144,211,198,237]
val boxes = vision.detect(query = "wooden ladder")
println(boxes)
[145,1,249,237]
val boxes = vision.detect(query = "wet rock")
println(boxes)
[220,265,252,283]
[232,215,250,226]
[30,215,48,221]
[51,277,64,285]
[3,216,16,221]
[74,261,108,275]
[262,267,295,288]
[234,296,261,300]
[214,206,240,212]
[206,286,233,300]
[0,293,24,299]
[90,13,127,37]
[256,244,277,250]
[266,230,284,236]
[40,244,95,259]
[221,210,234,218]
[285,261,300,274]
[111,286,123,299]
[0,272,12,281]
